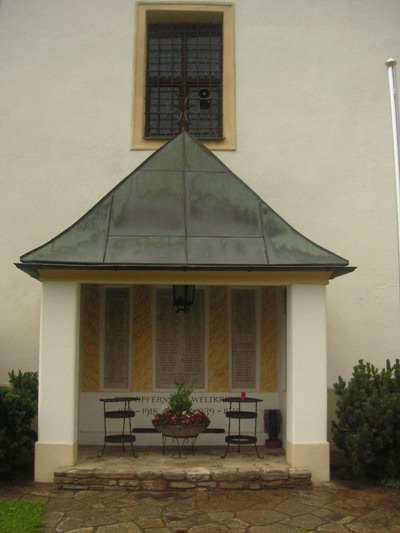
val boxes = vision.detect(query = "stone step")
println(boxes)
[54,446,312,491]
[54,466,312,491]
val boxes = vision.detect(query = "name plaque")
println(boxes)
[156,288,205,389]
[231,289,256,389]
[103,288,130,389]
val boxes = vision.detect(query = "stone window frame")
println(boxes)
[132,2,236,150]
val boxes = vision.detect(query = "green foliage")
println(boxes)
[167,381,193,413]
[0,371,38,479]
[381,478,400,489]
[8,371,38,404]
[332,359,400,480]
[0,500,46,533]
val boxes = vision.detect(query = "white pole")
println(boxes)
[386,58,400,274]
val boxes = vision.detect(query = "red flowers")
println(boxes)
[152,382,210,428]
[152,408,209,427]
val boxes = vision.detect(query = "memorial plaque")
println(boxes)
[156,289,205,389]
[231,289,257,389]
[103,288,130,389]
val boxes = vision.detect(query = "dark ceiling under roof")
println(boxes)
[16,132,354,279]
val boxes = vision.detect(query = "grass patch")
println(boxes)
[0,500,46,533]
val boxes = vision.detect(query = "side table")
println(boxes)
[221,397,263,458]
[99,396,140,457]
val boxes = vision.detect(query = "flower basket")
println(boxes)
[152,420,210,439]
[151,382,210,442]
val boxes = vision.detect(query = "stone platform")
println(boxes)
[54,445,312,491]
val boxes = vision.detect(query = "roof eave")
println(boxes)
[15,262,356,281]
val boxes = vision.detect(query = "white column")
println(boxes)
[286,284,330,483]
[35,282,81,482]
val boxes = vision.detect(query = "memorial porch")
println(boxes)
[16,133,354,484]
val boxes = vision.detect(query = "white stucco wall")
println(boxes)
[1,0,400,387]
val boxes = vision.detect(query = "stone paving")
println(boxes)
[1,479,400,532]
[2,446,400,532]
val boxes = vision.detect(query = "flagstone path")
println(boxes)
[1,480,400,532]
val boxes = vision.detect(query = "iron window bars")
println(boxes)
[145,22,223,140]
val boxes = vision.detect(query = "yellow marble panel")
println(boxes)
[81,285,100,392]
[208,286,229,391]
[260,287,278,392]
[132,286,152,391]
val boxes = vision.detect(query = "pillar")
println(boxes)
[286,284,330,483]
[35,282,80,482]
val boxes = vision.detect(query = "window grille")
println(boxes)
[145,22,223,140]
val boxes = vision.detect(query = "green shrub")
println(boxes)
[382,477,400,489]
[0,371,38,479]
[332,359,400,480]
[8,371,38,404]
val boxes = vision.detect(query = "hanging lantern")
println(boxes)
[172,285,195,313]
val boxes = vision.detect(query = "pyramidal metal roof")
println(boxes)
[17,132,354,279]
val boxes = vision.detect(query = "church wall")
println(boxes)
[1,0,400,397]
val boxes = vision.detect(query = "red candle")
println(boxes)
[241,391,246,400]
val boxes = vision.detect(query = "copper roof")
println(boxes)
[17,132,354,279]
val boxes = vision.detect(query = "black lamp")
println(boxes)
[172,285,195,313]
